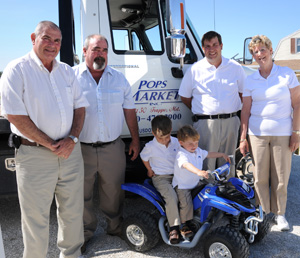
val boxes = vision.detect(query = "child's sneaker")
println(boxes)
[169,229,180,244]
[180,225,194,238]
[276,215,290,231]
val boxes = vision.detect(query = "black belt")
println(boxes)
[192,112,237,122]
[81,139,116,148]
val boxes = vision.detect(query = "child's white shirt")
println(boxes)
[173,146,208,189]
[140,136,180,175]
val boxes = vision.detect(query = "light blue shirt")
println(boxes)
[73,62,135,142]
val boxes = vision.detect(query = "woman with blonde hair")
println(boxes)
[239,35,300,231]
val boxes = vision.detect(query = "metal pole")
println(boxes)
[213,0,216,31]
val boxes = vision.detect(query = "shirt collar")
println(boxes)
[203,55,227,69]
[180,146,198,155]
[29,50,59,72]
[79,62,114,77]
[153,136,168,148]
[253,63,278,80]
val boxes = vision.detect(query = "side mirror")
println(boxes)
[166,34,186,58]
[243,37,253,65]
[166,0,186,59]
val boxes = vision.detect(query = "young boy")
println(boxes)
[140,115,181,244]
[173,125,230,238]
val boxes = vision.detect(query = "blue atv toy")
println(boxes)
[121,162,270,258]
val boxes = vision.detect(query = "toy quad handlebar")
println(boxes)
[209,162,230,181]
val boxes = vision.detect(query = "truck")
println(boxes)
[0,0,253,195]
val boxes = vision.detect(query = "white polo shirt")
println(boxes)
[73,62,135,143]
[140,136,180,175]
[173,146,208,189]
[0,51,89,141]
[179,56,246,115]
[243,64,299,136]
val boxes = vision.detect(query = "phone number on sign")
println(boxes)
[136,114,182,122]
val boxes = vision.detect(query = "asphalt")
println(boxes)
[0,155,300,258]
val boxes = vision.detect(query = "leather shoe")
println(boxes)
[180,225,194,238]
[169,229,180,244]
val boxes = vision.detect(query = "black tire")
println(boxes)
[122,210,160,252]
[204,226,249,258]
[253,216,271,243]
[235,149,254,186]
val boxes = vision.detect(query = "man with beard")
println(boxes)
[179,31,246,177]
[73,34,140,252]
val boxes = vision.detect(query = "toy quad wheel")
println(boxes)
[253,215,271,243]
[122,210,160,252]
[204,226,249,258]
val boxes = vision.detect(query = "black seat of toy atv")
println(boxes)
[216,182,252,209]
[191,183,207,199]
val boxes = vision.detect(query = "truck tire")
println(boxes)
[204,226,249,258]
[122,210,160,252]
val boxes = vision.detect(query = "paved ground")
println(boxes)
[1,155,300,258]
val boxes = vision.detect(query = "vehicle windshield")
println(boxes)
[107,0,163,54]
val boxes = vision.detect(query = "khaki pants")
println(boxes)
[249,135,292,215]
[175,181,205,223]
[193,116,240,178]
[16,144,84,258]
[81,137,126,241]
[152,175,180,227]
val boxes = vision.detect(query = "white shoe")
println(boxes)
[276,215,290,231]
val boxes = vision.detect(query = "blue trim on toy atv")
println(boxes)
[122,162,255,220]
[121,162,268,256]
[121,180,166,216]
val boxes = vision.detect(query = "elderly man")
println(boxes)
[73,34,140,251]
[0,21,88,258]
[179,31,246,177]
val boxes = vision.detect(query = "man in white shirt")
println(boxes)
[73,34,140,251]
[0,21,88,258]
[179,31,246,177]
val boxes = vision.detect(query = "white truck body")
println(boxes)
[79,0,204,137]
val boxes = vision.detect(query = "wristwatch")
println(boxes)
[68,135,79,144]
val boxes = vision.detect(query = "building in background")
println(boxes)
[273,29,300,81]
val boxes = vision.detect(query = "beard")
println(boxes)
[93,57,106,70]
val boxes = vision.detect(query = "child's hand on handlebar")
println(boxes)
[197,170,210,179]
[222,153,231,164]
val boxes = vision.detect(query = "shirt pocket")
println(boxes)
[101,89,123,105]
[65,85,73,106]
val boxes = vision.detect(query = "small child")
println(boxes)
[173,125,230,238]
[140,115,181,244]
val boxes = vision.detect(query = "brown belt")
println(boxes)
[21,138,41,147]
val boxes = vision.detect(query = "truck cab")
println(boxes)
[78,0,204,137]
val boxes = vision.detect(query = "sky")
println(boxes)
[1,0,300,71]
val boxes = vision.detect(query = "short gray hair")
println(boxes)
[248,35,272,55]
[84,34,109,50]
[34,21,61,38]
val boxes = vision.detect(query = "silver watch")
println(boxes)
[68,135,78,144]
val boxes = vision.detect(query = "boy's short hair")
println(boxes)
[177,125,200,142]
[151,115,172,136]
